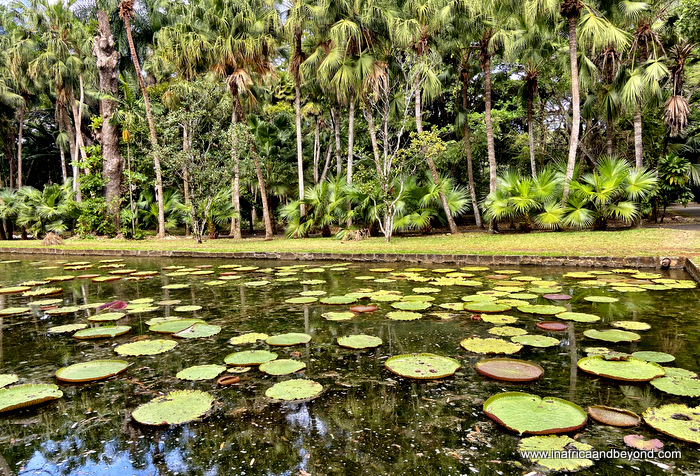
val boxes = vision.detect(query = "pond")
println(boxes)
[0,255,698,475]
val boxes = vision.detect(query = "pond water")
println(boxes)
[0,255,698,476]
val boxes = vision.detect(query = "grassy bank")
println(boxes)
[0,227,697,258]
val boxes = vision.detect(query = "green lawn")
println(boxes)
[0,227,698,257]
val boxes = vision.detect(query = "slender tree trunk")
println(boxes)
[528,94,537,177]
[331,106,342,176]
[563,16,581,203]
[183,125,191,237]
[75,75,89,165]
[462,71,483,228]
[60,101,80,202]
[59,146,67,182]
[633,106,643,168]
[539,96,546,170]
[482,50,498,233]
[294,81,305,215]
[251,148,273,239]
[251,186,258,228]
[313,115,320,183]
[16,104,24,188]
[123,15,166,238]
[229,103,242,239]
[94,10,123,224]
[606,118,614,157]
[347,97,355,184]
[319,142,332,183]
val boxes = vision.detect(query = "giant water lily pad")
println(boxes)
[611,321,651,331]
[176,364,226,381]
[320,296,357,305]
[483,392,587,435]
[663,367,697,378]
[150,319,205,334]
[463,302,511,313]
[0,374,18,388]
[475,358,543,382]
[174,323,221,339]
[461,294,497,302]
[583,329,641,343]
[0,384,63,412]
[386,311,422,321]
[285,297,318,304]
[651,376,700,397]
[511,335,560,348]
[587,405,640,427]
[115,340,177,356]
[56,360,129,383]
[517,305,567,315]
[266,333,311,346]
[385,353,460,379]
[46,306,81,315]
[460,337,523,355]
[265,379,323,401]
[225,350,278,366]
[337,335,383,349]
[0,286,31,295]
[0,307,30,316]
[643,404,700,444]
[88,312,126,322]
[132,390,214,425]
[481,314,518,325]
[556,312,600,323]
[488,326,528,337]
[518,436,594,472]
[577,356,664,381]
[229,333,269,345]
[73,326,131,340]
[631,351,675,363]
[584,296,619,303]
[259,359,306,376]
[391,301,431,311]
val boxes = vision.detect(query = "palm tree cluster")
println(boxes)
[0,0,698,241]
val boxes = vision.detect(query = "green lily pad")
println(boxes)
[556,312,601,323]
[496,299,529,307]
[0,384,63,412]
[439,302,466,311]
[0,286,31,295]
[73,326,131,340]
[477,290,510,297]
[385,353,461,379]
[0,374,19,388]
[386,311,422,321]
[320,296,357,305]
[243,280,271,287]
[463,302,511,313]
[266,333,311,346]
[651,376,700,397]
[481,314,518,325]
[162,284,190,290]
[173,305,202,312]
[413,287,440,294]
[337,335,383,349]
[461,294,497,302]
[115,339,177,356]
[402,295,435,302]
[643,404,700,444]
[488,326,528,337]
[0,307,30,316]
[300,279,326,285]
[583,329,641,343]
[507,293,538,300]
[662,367,697,378]
[225,350,278,366]
[176,364,226,381]
[511,335,560,348]
[587,405,640,427]
[584,296,619,303]
[88,312,126,322]
[46,306,82,315]
[391,301,432,311]
[517,305,567,315]
[174,323,221,339]
[610,321,651,331]
[460,337,523,355]
[577,356,664,381]
[518,435,594,472]
[475,358,543,382]
[370,291,403,302]
[631,351,675,363]
[265,379,323,401]
[259,359,306,376]
[300,290,327,296]
[228,333,269,346]
[132,390,214,426]
[285,296,318,304]
[29,299,63,307]
[323,311,355,321]
[55,360,129,383]
[483,392,587,435]
[528,287,562,294]
[150,319,205,334]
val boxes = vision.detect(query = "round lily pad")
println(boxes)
[460,337,523,355]
[587,405,640,427]
[150,319,205,334]
[511,335,560,348]
[623,434,664,451]
[56,360,129,383]
[88,312,126,322]
[463,302,511,313]
[536,321,568,331]
[543,294,572,300]
[651,376,700,397]
[386,311,422,321]
[174,323,221,339]
[132,390,214,425]
[0,307,30,316]
[631,351,675,363]
[481,314,518,325]
[174,305,202,312]
[229,333,269,345]
[46,306,81,315]
[337,335,383,349]
[285,297,318,304]
[556,312,600,323]
[73,326,131,340]
[611,321,651,331]
[508,293,538,300]
[323,311,355,321]
[517,305,567,315]
[391,301,431,311]
[662,367,696,378]
[484,392,587,435]
[265,379,323,401]
[176,364,226,381]
[461,294,497,302]
[320,296,357,305]
[488,326,528,337]
[518,435,594,472]
[349,305,377,313]
[0,374,18,388]
[225,350,278,366]
[577,356,664,381]
[259,359,306,376]
[643,404,700,444]
[385,353,461,379]
[0,383,63,412]
[402,295,435,302]
[115,339,177,356]
[583,329,641,343]
[162,284,190,290]
[475,358,543,382]
[243,280,270,287]
[266,333,311,346]
[584,296,619,303]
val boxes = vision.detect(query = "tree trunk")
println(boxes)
[229,102,242,239]
[331,106,342,176]
[539,95,546,170]
[633,105,643,168]
[462,72,483,228]
[59,101,80,201]
[319,142,332,183]
[606,117,614,157]
[123,15,166,238]
[528,94,536,177]
[562,16,581,202]
[94,9,122,224]
[347,97,355,184]
[182,125,191,237]
[252,149,273,240]
[294,81,305,216]
[483,53,497,195]
[313,115,320,183]
[16,103,24,188]
[59,146,67,182]
[5,131,14,189]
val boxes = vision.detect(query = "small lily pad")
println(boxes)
[583,329,641,343]
[323,311,355,321]
[611,321,651,331]
[511,335,560,348]
[132,390,213,425]
[266,333,311,346]
[488,326,528,337]
[556,312,600,323]
[176,364,226,381]
[174,323,222,339]
[150,319,205,334]
[115,339,177,356]
[475,358,543,382]
[651,376,700,397]
[643,403,700,444]
[259,359,306,376]
[349,305,377,313]
[484,392,587,435]
[285,296,318,304]
[386,311,422,321]
[584,296,619,303]
[481,314,518,325]
[587,405,640,427]
[543,294,572,301]
[0,286,32,295]
[463,302,511,313]
[536,321,568,331]
[517,305,567,315]
[0,383,63,412]
[623,434,664,451]
[391,301,432,311]
[385,353,461,379]
[229,333,269,345]
[73,326,131,340]
[225,350,278,366]
[337,335,383,349]
[0,307,30,316]
[320,296,357,305]
[518,435,594,472]
[460,337,523,355]
[46,306,82,315]
[631,351,675,363]
[577,356,664,381]
[88,312,126,322]
[56,360,129,383]
[173,305,202,312]
[265,379,323,401]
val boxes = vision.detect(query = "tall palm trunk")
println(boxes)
[461,70,482,228]
[562,15,581,202]
[527,94,536,177]
[121,10,166,238]
[16,103,24,188]
[481,45,498,233]
[347,97,355,183]
[331,106,342,175]
[606,118,614,157]
[229,102,242,239]
[59,101,80,202]
[313,115,320,183]
[633,107,643,168]
[183,125,191,237]
[252,148,273,239]
[294,81,305,215]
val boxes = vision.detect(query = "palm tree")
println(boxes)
[665,42,695,137]
[119,0,166,238]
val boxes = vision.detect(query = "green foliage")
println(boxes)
[14,182,79,238]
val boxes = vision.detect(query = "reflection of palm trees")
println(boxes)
[620,385,659,413]
[660,328,683,356]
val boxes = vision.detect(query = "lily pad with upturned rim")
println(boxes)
[0,374,19,388]
[225,350,278,366]
[115,339,177,356]
[460,337,523,355]
[0,383,63,412]
[266,333,311,346]
[475,358,543,382]
[73,326,131,340]
[265,379,323,401]
[88,312,126,322]
[0,307,30,316]
[484,392,587,435]
[349,305,377,313]
[643,404,700,444]
[337,335,383,349]
[536,321,568,331]
[385,353,461,379]
[323,311,355,321]
[176,364,227,381]
[583,329,641,343]
[587,405,640,427]
[55,359,129,383]
[132,390,214,426]
[320,296,357,305]
[518,436,594,472]
[259,359,306,376]
[149,319,206,334]
[577,356,664,381]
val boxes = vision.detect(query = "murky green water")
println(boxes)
[0,255,698,476]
